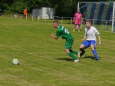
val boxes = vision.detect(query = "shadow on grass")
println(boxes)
[83,56,95,59]
[56,58,73,62]
[56,56,100,62]
[84,56,102,60]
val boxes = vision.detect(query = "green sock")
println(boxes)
[70,49,78,55]
[68,52,78,60]
[71,51,78,55]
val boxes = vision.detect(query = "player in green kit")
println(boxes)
[50,20,79,63]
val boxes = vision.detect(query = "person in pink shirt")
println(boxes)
[73,11,82,31]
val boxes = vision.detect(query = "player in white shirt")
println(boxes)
[79,20,101,60]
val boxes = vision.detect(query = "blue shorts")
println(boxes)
[82,40,96,48]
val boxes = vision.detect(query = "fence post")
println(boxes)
[112,2,115,32]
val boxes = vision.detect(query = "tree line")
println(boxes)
[0,0,112,17]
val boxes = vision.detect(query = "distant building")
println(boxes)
[32,7,55,19]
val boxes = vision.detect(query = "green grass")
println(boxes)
[0,16,115,86]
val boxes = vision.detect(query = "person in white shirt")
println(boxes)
[79,20,101,60]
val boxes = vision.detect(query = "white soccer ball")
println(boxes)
[12,58,20,65]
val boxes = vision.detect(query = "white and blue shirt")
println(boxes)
[85,26,100,41]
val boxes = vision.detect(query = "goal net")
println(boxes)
[78,2,115,32]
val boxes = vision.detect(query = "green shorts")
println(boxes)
[65,39,73,49]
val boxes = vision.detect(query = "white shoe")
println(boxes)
[74,59,79,63]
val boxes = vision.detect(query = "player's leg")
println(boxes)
[75,24,80,31]
[69,49,78,55]
[76,19,81,31]
[65,39,79,62]
[77,24,81,31]
[79,45,85,57]
[65,49,78,60]
[79,40,90,57]
[73,24,76,32]
[76,24,79,29]
[90,41,99,60]
[73,24,78,31]
[69,49,80,59]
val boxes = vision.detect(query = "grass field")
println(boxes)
[0,16,115,86]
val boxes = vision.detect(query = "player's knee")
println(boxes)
[64,49,70,53]
[80,44,84,49]
[91,45,95,50]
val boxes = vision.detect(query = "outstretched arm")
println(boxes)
[95,28,101,45]
[97,35,101,45]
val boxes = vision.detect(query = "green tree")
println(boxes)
[0,0,78,16]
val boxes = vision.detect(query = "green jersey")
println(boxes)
[56,25,73,40]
